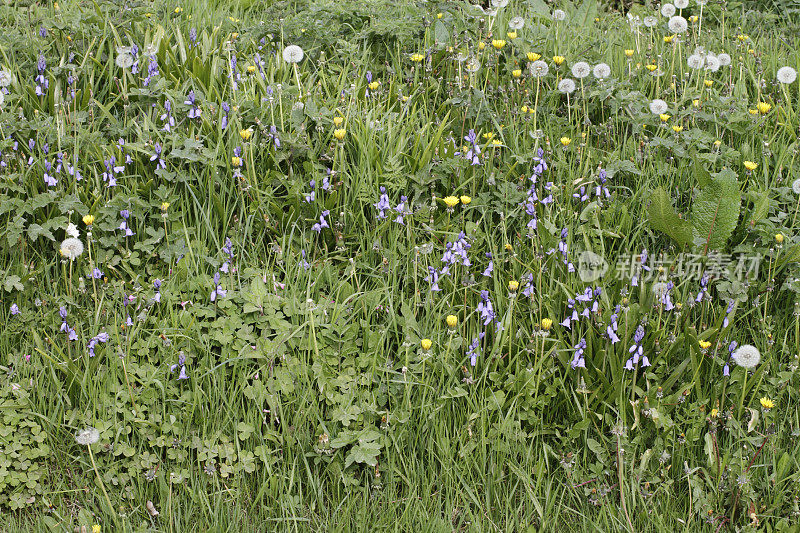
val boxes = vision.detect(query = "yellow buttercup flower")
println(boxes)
[82,214,95,226]
[760,397,774,409]
[541,318,552,330]
[492,39,507,50]
[446,315,458,328]
[527,52,541,62]
[757,102,772,114]
[560,137,571,146]
[512,69,522,78]
[421,338,433,351]
[744,160,758,171]
[443,196,459,208]
[333,128,346,141]
[460,195,471,205]
[552,55,565,65]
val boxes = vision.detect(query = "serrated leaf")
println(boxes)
[648,187,692,246]
[691,173,741,252]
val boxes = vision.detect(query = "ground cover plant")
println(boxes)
[1,0,799,530]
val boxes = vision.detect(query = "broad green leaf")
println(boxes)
[691,173,741,252]
[647,187,692,246]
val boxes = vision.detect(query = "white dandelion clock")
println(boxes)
[60,238,84,261]
[465,57,481,74]
[530,60,549,77]
[704,54,720,72]
[792,178,800,195]
[777,66,797,84]
[571,61,591,79]
[661,3,676,17]
[717,53,732,67]
[509,16,525,30]
[66,223,80,238]
[0,69,12,87]
[552,9,566,21]
[115,47,134,69]
[649,99,669,115]
[668,15,688,33]
[732,344,761,369]
[687,54,704,69]
[282,45,304,64]
[491,0,509,8]
[674,0,689,8]
[644,16,658,28]
[593,62,611,80]
[75,427,100,446]
[558,78,576,94]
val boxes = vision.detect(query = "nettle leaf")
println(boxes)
[647,187,692,246]
[691,172,741,252]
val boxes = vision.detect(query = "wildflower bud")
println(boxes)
[775,233,784,244]
[82,214,95,226]
[421,338,433,351]
[446,315,458,328]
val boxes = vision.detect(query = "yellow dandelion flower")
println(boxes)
[421,338,433,351]
[410,53,425,62]
[520,105,529,113]
[541,318,553,330]
[704,79,713,87]
[527,52,541,62]
[699,340,712,350]
[247,65,256,73]
[333,128,346,141]
[624,49,634,58]
[240,128,253,141]
[507,31,518,40]
[645,64,657,72]
[443,196,459,208]
[160,202,170,211]
[333,116,344,127]
[744,160,758,171]
[659,113,670,122]
[560,136,571,146]
[775,233,784,244]
[512,69,522,78]
[552,55,565,65]
[757,102,772,114]
[436,12,443,19]
[460,195,471,205]
[664,35,675,43]
[672,125,683,133]
[478,41,486,50]
[492,40,507,50]
[368,81,379,90]
[760,397,774,409]
[82,214,95,226]
[446,315,458,328]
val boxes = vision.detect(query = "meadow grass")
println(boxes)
[1,0,799,531]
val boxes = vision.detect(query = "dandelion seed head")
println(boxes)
[592,62,611,79]
[282,45,305,64]
[732,344,761,369]
[571,61,591,79]
[558,78,576,94]
[777,66,797,84]
[75,427,100,445]
[60,238,84,260]
[649,99,669,115]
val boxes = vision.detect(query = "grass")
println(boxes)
[0,0,799,531]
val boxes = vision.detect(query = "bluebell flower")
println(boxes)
[571,338,587,369]
[467,332,485,366]
[595,168,611,199]
[35,53,49,96]
[119,210,135,236]
[170,352,189,380]
[722,300,735,328]
[10,303,20,315]
[424,267,441,292]
[160,101,175,132]
[92,268,103,279]
[87,331,109,357]
[624,325,649,370]
[220,101,230,130]
[151,143,166,169]
[723,341,737,376]
[374,187,391,219]
[394,196,408,225]
[210,272,226,302]
[477,290,496,326]
[312,210,330,233]
[184,90,201,118]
